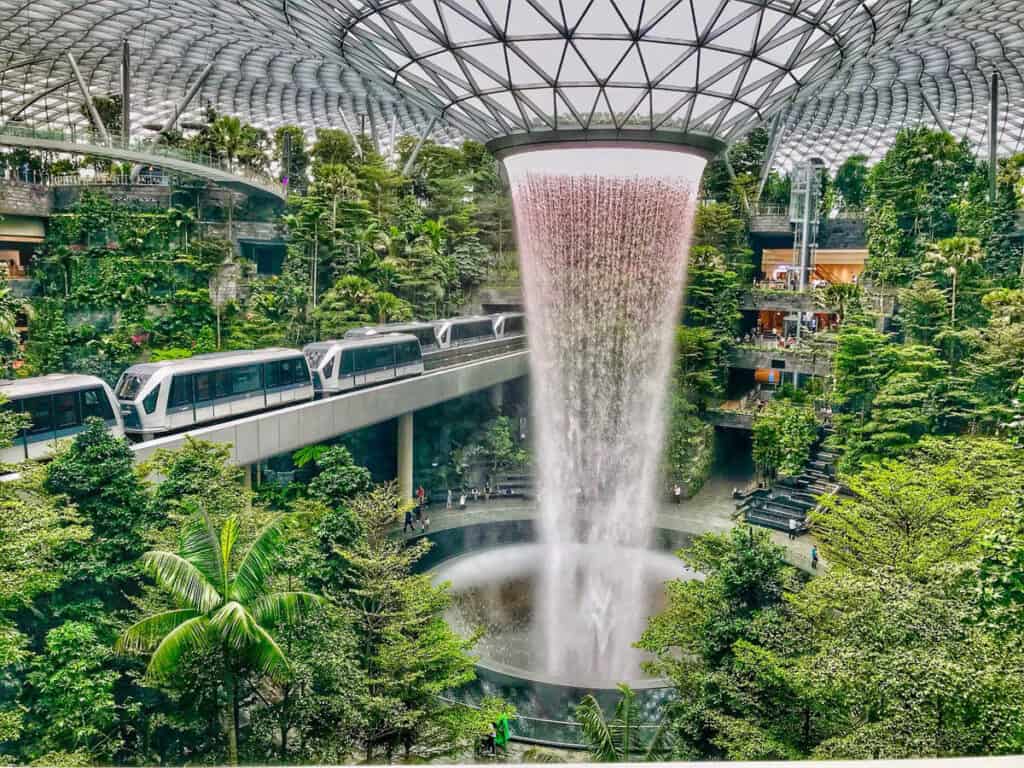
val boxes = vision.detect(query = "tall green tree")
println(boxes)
[118,510,320,766]
[45,419,156,586]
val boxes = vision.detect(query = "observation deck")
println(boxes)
[0,125,285,201]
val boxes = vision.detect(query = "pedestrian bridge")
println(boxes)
[0,125,285,201]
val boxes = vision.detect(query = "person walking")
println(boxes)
[446,488,453,510]
[403,507,415,534]
[788,517,797,540]
[459,491,467,510]
[811,544,819,569]
[673,484,682,504]
[484,483,491,503]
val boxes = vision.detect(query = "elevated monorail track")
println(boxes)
[129,340,529,467]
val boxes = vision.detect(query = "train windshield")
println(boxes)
[116,373,150,400]
[304,347,330,369]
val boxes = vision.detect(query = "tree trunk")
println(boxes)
[279,685,290,760]
[224,662,239,766]
[951,270,957,326]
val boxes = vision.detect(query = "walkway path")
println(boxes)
[408,474,822,573]
[0,125,285,201]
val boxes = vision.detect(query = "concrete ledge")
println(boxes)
[729,347,832,377]
[131,351,529,465]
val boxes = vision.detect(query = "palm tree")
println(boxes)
[210,115,244,170]
[574,684,670,762]
[117,509,320,766]
[924,236,983,326]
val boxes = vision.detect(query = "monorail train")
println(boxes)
[304,333,423,396]
[115,348,313,438]
[344,321,440,352]
[492,312,526,338]
[0,374,122,462]
[434,316,497,348]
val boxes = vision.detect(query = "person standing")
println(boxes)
[459,492,467,510]
[446,488,453,510]
[403,507,415,534]
[415,485,426,530]
[811,545,819,569]
[673,484,682,504]
[788,517,797,540]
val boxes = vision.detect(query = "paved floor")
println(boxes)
[405,473,821,573]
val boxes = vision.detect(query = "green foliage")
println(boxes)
[685,246,742,337]
[306,445,373,510]
[814,437,1024,576]
[118,509,321,765]
[866,127,977,287]
[575,684,669,762]
[833,154,869,209]
[898,278,948,344]
[23,622,120,762]
[45,419,156,585]
[336,482,488,760]
[752,401,818,479]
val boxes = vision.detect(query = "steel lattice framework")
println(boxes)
[2,0,1024,168]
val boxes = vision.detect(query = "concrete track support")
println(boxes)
[398,412,413,500]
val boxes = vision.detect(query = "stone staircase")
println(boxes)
[736,435,841,535]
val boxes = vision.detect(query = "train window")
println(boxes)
[82,388,115,422]
[397,341,420,365]
[263,362,282,389]
[214,370,232,398]
[322,356,334,379]
[53,391,79,430]
[340,350,354,376]
[359,345,392,371]
[168,375,193,408]
[142,385,160,414]
[116,373,149,399]
[194,373,213,403]
[24,395,52,436]
[232,365,262,395]
[296,358,310,384]
[505,316,524,333]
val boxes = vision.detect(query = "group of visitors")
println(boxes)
[445,485,494,509]
[402,485,431,533]
[404,483,505,535]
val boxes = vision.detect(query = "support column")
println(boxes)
[161,60,216,134]
[490,382,504,414]
[120,39,130,148]
[989,71,1000,203]
[402,116,438,176]
[397,412,413,501]
[67,52,110,145]
[242,464,252,490]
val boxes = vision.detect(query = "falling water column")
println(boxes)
[500,145,705,683]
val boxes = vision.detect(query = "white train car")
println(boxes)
[115,348,313,438]
[0,374,123,462]
[492,312,526,338]
[345,321,440,352]
[434,316,497,349]
[304,334,423,397]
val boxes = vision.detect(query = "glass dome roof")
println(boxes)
[1,0,1024,168]
[337,0,878,149]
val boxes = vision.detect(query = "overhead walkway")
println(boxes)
[0,125,285,201]
[130,346,529,495]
